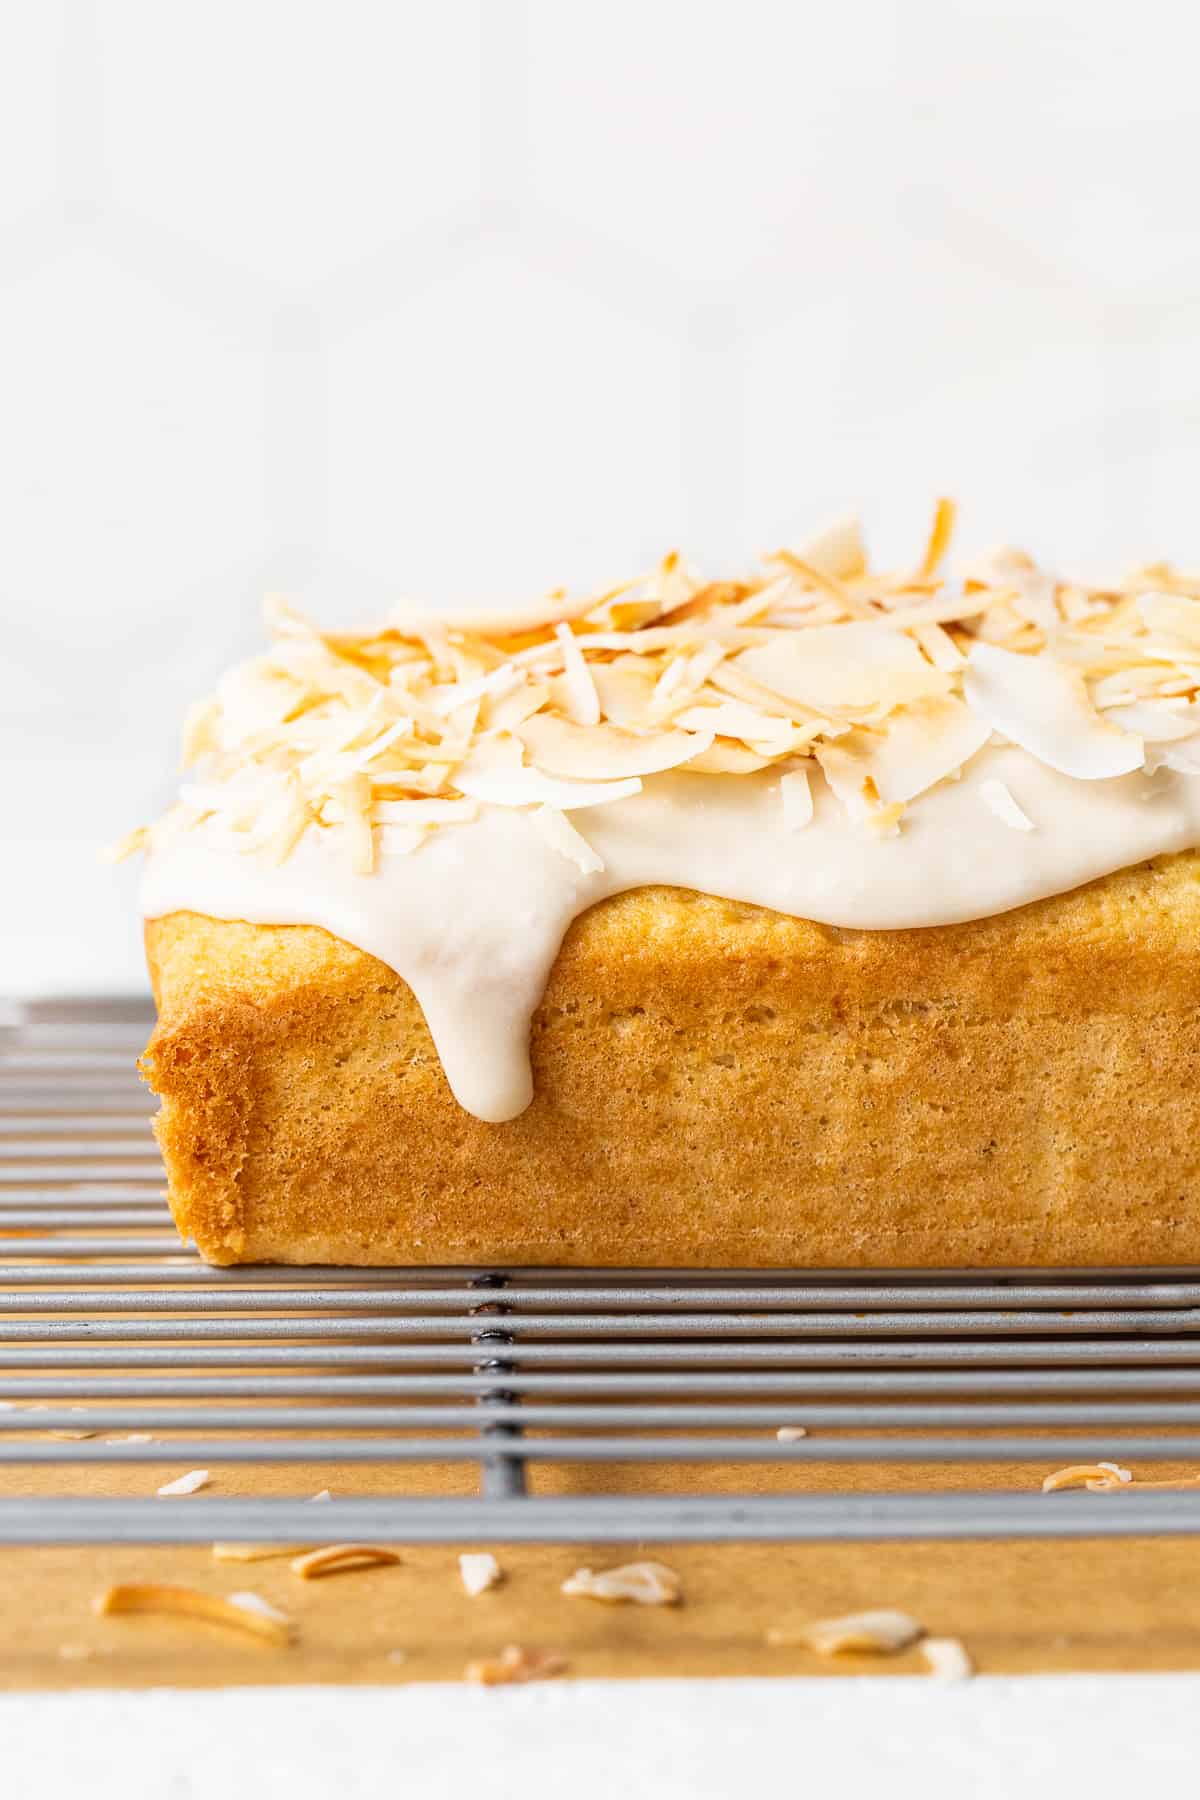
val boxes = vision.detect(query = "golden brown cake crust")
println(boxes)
[141,854,1200,1267]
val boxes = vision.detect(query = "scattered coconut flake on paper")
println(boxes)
[157,1469,210,1498]
[465,1644,568,1686]
[921,1637,974,1680]
[459,1552,503,1597]
[767,1609,924,1654]
[1042,1461,1133,1493]
[561,1561,681,1606]
[228,1591,292,1629]
[94,1582,293,1648]
[290,1544,401,1580]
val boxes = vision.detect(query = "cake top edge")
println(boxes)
[114,500,1200,875]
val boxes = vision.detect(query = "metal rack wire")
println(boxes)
[4,997,1200,1544]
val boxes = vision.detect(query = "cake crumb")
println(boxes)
[768,1608,924,1654]
[465,1645,568,1686]
[459,1552,502,1596]
[561,1561,681,1606]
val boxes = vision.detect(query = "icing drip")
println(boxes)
[142,748,1200,1123]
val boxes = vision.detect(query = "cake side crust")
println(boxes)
[141,854,1200,1267]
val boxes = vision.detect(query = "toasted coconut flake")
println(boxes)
[964,643,1143,779]
[1096,1473,1200,1491]
[673,701,799,752]
[560,1560,682,1606]
[395,589,598,641]
[181,696,222,767]
[518,712,713,780]
[916,497,957,579]
[555,622,601,725]
[1138,591,1200,649]
[290,1543,402,1580]
[456,737,642,811]
[157,1469,210,1498]
[591,658,659,729]
[333,773,375,876]
[739,624,950,716]
[94,1583,293,1648]
[1106,699,1200,742]
[465,1644,568,1686]
[912,620,966,673]
[213,1542,309,1563]
[459,1552,503,1596]
[767,549,877,617]
[530,805,603,874]
[103,825,150,864]
[123,508,1200,872]
[228,1591,293,1629]
[370,797,477,825]
[779,768,813,830]
[980,778,1035,832]
[768,1609,924,1654]
[687,741,775,773]
[794,513,867,582]
[822,698,990,813]
[922,1637,974,1680]
[482,676,549,734]
[1042,1462,1133,1493]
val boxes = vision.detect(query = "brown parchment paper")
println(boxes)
[4,1444,1200,1690]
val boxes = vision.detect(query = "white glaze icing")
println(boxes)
[141,746,1200,1124]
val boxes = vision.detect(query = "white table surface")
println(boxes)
[3,1675,1193,1796]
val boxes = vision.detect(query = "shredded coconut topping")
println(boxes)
[115,503,1200,869]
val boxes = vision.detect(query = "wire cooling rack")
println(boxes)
[5,998,1200,1545]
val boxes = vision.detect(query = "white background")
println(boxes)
[4,1676,1200,1798]
[2,0,1199,996]
[0,0,1198,996]
[3,5,1199,1775]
